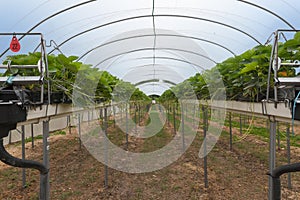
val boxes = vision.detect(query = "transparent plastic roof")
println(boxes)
[1,0,300,95]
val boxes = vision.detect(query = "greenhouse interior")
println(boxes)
[1,0,300,199]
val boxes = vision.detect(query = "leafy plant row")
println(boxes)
[160,32,300,102]
[0,53,150,104]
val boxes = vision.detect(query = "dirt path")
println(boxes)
[0,107,300,199]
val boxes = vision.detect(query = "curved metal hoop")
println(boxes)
[76,33,236,61]
[49,14,262,54]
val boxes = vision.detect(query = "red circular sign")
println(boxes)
[10,35,21,52]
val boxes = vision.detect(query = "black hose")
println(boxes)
[0,138,48,175]
[270,162,300,200]
[272,162,300,178]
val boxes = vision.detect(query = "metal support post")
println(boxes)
[203,106,208,188]
[31,124,34,148]
[173,105,176,134]
[229,112,233,151]
[21,125,26,188]
[67,115,71,135]
[239,114,243,135]
[181,106,185,151]
[112,106,116,128]
[42,120,50,200]
[134,106,137,134]
[277,123,281,150]
[269,119,277,200]
[286,125,292,189]
[125,104,129,150]
[104,107,108,188]
[77,113,82,149]
[138,104,141,126]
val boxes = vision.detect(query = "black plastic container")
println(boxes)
[0,90,18,102]
[0,103,27,138]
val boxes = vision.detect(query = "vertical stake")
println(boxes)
[286,124,292,189]
[104,107,109,188]
[121,104,123,123]
[268,119,276,200]
[229,112,233,151]
[31,124,34,148]
[112,106,116,128]
[77,113,82,149]
[138,104,141,126]
[181,103,185,151]
[239,114,243,135]
[42,120,50,200]
[67,115,71,135]
[202,106,208,188]
[193,104,196,128]
[135,105,137,134]
[126,104,129,150]
[277,122,281,150]
[21,125,26,188]
[166,103,169,125]
[173,104,176,134]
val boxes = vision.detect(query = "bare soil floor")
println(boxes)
[0,115,300,200]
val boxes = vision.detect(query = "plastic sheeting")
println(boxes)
[0,0,300,95]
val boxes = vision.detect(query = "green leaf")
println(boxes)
[240,62,258,74]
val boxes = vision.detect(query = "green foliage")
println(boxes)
[159,89,177,103]
[1,53,148,104]
[160,32,300,102]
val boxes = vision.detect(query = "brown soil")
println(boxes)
[0,111,300,199]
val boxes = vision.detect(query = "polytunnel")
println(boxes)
[0,1,300,200]
[0,0,299,96]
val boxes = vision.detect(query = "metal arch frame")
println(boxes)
[93,47,218,68]
[0,0,96,58]
[49,14,262,54]
[115,62,201,84]
[237,0,296,30]
[76,33,236,61]
[135,79,177,87]
[97,48,209,75]
[102,51,204,92]
[96,48,206,93]
[118,56,207,71]
[125,63,194,75]
[137,82,171,95]
[126,71,183,85]
[126,62,202,74]
[138,82,173,88]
